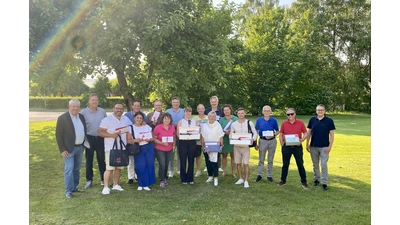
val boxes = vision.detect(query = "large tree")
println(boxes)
[30,0,235,109]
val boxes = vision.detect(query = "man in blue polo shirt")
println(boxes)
[254,105,280,182]
[306,104,336,191]
[165,97,184,177]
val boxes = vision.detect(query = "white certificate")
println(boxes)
[230,133,252,145]
[179,126,200,140]
[116,126,129,133]
[162,136,174,143]
[139,131,152,140]
[262,130,274,137]
[151,111,160,122]
[285,134,300,146]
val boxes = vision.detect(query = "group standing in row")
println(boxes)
[55,94,335,198]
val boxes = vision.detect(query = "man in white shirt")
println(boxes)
[98,102,132,195]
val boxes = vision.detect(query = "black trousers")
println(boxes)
[178,140,197,182]
[85,135,105,182]
[280,145,307,183]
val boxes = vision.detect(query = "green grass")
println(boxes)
[29,114,371,225]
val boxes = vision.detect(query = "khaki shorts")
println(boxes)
[105,151,125,170]
[234,145,250,164]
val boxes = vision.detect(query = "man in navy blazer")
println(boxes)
[56,99,88,198]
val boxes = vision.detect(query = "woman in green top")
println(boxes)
[219,104,238,177]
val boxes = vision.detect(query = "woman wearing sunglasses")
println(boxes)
[277,108,309,190]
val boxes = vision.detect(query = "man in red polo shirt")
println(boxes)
[277,108,309,190]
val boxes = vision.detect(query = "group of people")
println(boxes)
[55,94,335,198]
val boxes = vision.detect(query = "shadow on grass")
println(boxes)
[29,121,371,225]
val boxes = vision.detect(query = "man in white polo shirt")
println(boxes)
[98,102,132,195]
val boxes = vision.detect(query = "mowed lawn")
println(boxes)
[29,114,371,225]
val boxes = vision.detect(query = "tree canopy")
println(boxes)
[29,0,371,114]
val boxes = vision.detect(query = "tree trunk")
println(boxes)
[114,68,134,111]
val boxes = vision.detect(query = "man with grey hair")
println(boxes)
[147,100,163,130]
[254,105,280,183]
[56,99,88,198]
[204,96,223,172]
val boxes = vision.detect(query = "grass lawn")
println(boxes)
[29,114,371,225]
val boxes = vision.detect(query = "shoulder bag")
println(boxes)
[109,135,129,166]
[247,120,257,148]
[126,125,141,156]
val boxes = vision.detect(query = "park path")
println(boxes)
[29,111,113,122]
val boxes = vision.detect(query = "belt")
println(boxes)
[74,144,83,147]
[260,137,275,140]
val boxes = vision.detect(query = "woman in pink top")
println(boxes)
[152,113,176,188]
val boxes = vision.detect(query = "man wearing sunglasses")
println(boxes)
[277,108,309,190]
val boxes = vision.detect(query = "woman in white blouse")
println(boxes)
[127,112,156,191]
[200,111,224,186]
[177,107,198,184]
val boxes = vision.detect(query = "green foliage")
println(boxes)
[29,0,371,114]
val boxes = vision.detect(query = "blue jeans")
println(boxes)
[64,145,84,194]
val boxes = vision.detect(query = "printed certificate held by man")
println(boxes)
[230,133,252,145]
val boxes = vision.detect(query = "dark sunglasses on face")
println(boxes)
[286,113,295,116]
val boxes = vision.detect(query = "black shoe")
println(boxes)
[72,189,82,192]
[267,177,274,182]
[322,184,328,190]
[313,179,320,186]
[277,181,286,187]
[255,175,262,182]
[128,179,134,184]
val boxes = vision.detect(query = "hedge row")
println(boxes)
[29,97,125,109]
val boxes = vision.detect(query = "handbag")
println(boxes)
[126,125,140,156]
[247,120,257,148]
[109,135,129,166]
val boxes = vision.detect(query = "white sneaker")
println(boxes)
[112,184,124,191]
[102,187,110,195]
[143,187,150,191]
[168,171,174,178]
[206,177,213,183]
[177,171,180,175]
[195,171,202,177]
[203,167,207,172]
[235,179,244,184]
[218,168,223,172]
[101,181,104,186]
[137,186,143,191]
[214,179,218,186]
[244,181,249,188]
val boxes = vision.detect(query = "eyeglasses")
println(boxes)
[114,108,124,110]
[286,113,295,116]
[317,109,325,111]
